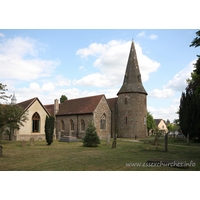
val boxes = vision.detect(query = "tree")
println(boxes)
[190,30,200,48]
[167,124,174,133]
[187,30,200,96]
[45,115,55,145]
[153,126,161,145]
[83,121,100,147]
[166,119,170,124]
[179,30,200,139]
[147,111,156,136]
[60,95,68,103]
[0,104,28,141]
[0,83,11,101]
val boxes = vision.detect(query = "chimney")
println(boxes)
[54,99,59,117]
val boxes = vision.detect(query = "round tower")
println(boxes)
[117,41,148,138]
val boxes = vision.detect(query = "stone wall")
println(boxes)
[93,96,111,139]
[117,93,147,138]
[56,114,93,139]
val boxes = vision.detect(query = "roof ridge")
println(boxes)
[66,94,105,102]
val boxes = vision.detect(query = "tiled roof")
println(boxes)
[44,104,54,116]
[106,97,118,110]
[17,97,50,115]
[154,119,165,126]
[56,94,105,116]
[17,97,38,110]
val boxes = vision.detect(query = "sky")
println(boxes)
[0,29,199,122]
[1,1,200,198]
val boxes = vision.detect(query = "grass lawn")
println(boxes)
[0,138,200,171]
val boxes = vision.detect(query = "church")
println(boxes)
[2,41,148,141]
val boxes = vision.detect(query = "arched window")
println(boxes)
[125,98,128,104]
[61,120,65,131]
[32,112,40,132]
[70,119,74,131]
[100,113,106,129]
[81,119,85,131]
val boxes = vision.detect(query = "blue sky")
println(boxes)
[0,29,199,122]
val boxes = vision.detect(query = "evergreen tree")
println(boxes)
[179,30,200,140]
[83,121,100,147]
[45,115,55,145]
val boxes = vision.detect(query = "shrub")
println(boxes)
[45,115,55,145]
[83,121,100,147]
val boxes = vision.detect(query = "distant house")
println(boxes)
[154,119,168,134]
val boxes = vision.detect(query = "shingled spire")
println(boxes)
[117,41,147,95]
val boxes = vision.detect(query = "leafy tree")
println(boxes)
[45,115,55,145]
[190,30,200,48]
[187,30,200,96]
[153,126,161,145]
[147,111,156,136]
[0,83,11,101]
[60,95,68,103]
[166,119,170,124]
[167,124,174,133]
[0,104,28,141]
[83,121,100,147]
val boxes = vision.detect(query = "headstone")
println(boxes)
[0,145,3,157]
[187,134,189,145]
[30,137,35,146]
[21,140,26,147]
[164,134,168,152]
[106,134,110,145]
[58,131,61,140]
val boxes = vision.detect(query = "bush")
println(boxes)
[45,115,55,145]
[83,121,100,147]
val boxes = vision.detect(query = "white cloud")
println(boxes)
[148,105,179,122]
[76,42,108,58]
[164,60,196,92]
[137,31,146,37]
[75,40,160,87]
[41,83,55,92]
[79,66,84,70]
[149,34,158,40]
[0,36,60,81]
[137,32,158,40]
[0,33,5,37]
[54,75,71,87]
[73,73,119,87]
[172,98,180,104]
[149,88,174,98]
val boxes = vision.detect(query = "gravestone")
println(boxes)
[187,134,189,145]
[21,140,26,147]
[0,145,3,157]
[30,137,35,146]
[164,134,168,152]
[58,131,61,140]
[106,134,110,145]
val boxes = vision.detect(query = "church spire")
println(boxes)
[117,41,147,95]
[11,92,17,105]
